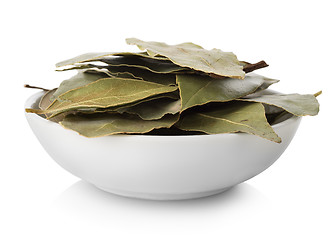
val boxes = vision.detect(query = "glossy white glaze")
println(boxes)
[25,92,301,200]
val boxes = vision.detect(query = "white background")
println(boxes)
[1,0,330,239]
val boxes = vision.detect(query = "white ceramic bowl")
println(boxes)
[25,92,301,200]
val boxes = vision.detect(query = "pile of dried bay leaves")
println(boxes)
[25,38,320,143]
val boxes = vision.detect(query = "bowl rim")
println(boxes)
[25,91,301,138]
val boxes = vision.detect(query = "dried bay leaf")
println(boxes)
[91,91,179,114]
[39,89,56,111]
[117,98,181,120]
[28,78,178,116]
[84,69,139,80]
[176,101,281,143]
[24,38,320,140]
[51,71,107,101]
[56,51,169,67]
[142,42,204,58]
[59,113,179,138]
[83,68,114,77]
[57,64,142,80]
[100,56,186,74]
[36,88,94,121]
[59,55,187,74]
[56,64,106,72]
[177,73,267,111]
[267,111,293,125]
[126,38,245,79]
[45,90,180,120]
[58,64,177,85]
[56,52,113,67]
[146,126,204,136]
[39,89,73,123]
[239,93,320,116]
[114,51,169,60]
[263,104,284,115]
[106,66,177,85]
[255,77,279,92]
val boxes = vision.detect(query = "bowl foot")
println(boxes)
[94,185,233,200]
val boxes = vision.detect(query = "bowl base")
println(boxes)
[94,185,232,200]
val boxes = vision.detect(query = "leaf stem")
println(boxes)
[243,60,269,73]
[24,84,50,91]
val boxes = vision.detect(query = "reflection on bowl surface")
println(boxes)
[25,92,301,200]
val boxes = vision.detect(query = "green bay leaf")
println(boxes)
[126,38,245,79]
[176,101,281,143]
[60,113,179,137]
